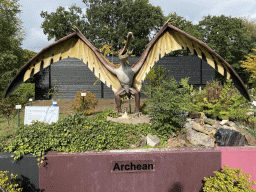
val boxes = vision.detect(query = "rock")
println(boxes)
[226,121,236,128]
[130,144,138,148]
[188,111,201,119]
[146,135,161,147]
[186,129,215,147]
[214,128,247,146]
[192,123,206,133]
[244,135,256,145]
[204,125,216,133]
[247,112,254,116]
[184,121,195,130]
[204,118,215,126]
[199,112,205,119]
[140,135,147,147]
[220,120,229,125]
[222,125,237,131]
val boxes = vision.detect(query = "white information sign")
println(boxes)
[24,106,59,125]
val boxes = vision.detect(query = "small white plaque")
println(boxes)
[24,106,59,125]
[81,93,86,96]
[29,98,33,102]
[15,105,21,109]
[253,101,256,106]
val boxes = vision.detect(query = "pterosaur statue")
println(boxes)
[5,22,251,114]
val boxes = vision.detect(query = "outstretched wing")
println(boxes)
[132,23,251,101]
[5,31,121,97]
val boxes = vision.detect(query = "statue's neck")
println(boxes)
[120,59,129,68]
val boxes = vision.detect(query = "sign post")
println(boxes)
[29,98,33,106]
[15,104,21,127]
[81,92,86,117]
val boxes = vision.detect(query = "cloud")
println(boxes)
[22,28,54,52]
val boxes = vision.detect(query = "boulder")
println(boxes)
[204,118,215,126]
[204,125,216,133]
[146,135,161,147]
[140,135,147,147]
[192,123,207,133]
[186,129,215,147]
[244,135,256,146]
[220,120,229,125]
[184,120,195,130]
[214,128,247,146]
[188,111,201,119]
[223,125,237,131]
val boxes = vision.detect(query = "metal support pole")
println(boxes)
[29,98,33,106]
[16,104,21,127]
[83,96,85,118]
[18,109,20,127]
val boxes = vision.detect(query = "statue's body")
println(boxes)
[101,32,141,115]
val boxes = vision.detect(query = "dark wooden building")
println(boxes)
[34,55,215,100]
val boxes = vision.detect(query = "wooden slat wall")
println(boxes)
[34,56,215,100]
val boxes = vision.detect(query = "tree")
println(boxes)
[241,48,256,87]
[40,5,88,41]
[0,0,24,74]
[0,95,27,127]
[0,49,37,98]
[0,0,29,97]
[197,15,256,84]
[41,0,165,55]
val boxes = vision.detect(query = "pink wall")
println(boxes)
[217,146,256,190]
[38,147,256,191]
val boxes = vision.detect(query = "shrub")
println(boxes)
[192,80,250,120]
[0,171,22,192]
[202,164,256,191]
[143,65,170,98]
[3,112,162,165]
[71,90,98,115]
[145,76,193,139]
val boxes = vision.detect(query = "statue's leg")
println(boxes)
[129,87,140,113]
[114,88,126,114]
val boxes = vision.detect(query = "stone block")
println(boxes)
[192,123,206,133]
[220,120,229,125]
[186,129,214,147]
[146,135,161,147]
[204,118,215,126]
[244,135,256,146]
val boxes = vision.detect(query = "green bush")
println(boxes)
[0,171,22,192]
[202,164,256,191]
[71,90,98,115]
[192,80,250,120]
[145,76,193,138]
[2,112,161,165]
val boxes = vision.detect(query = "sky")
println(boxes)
[18,0,256,52]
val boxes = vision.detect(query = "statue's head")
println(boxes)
[119,32,133,61]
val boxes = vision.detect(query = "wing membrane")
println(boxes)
[132,23,250,100]
[5,32,120,97]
